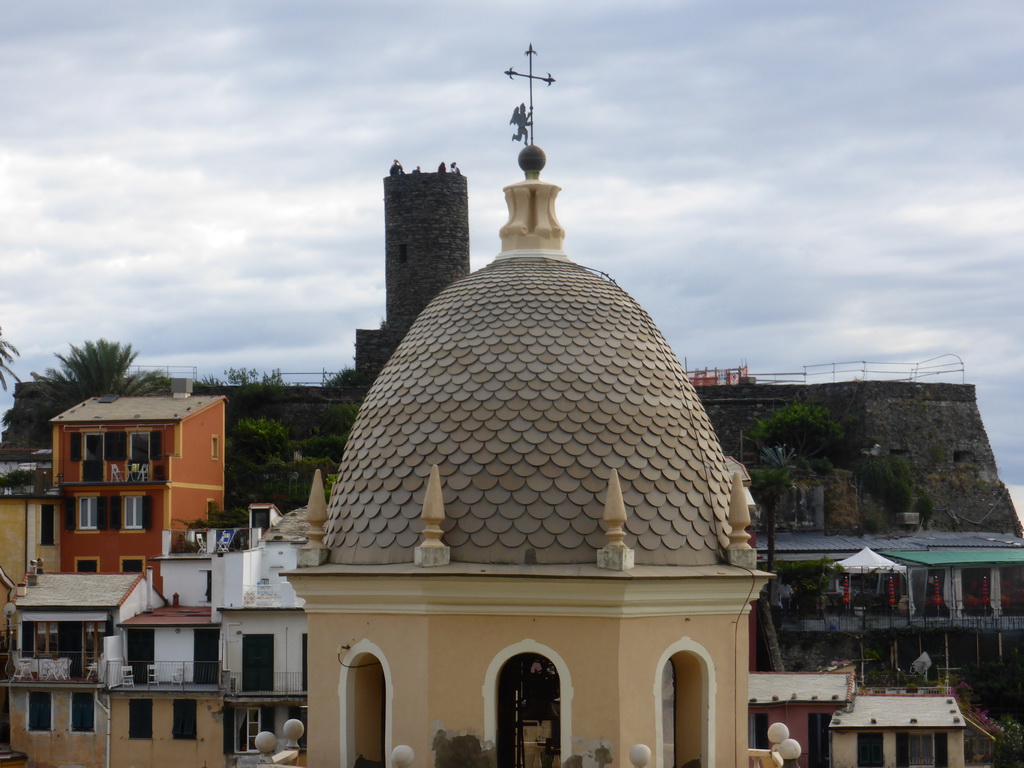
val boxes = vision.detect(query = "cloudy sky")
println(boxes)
[2,2,1023,504]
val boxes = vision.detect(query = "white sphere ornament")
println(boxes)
[392,745,415,768]
[767,722,790,744]
[282,718,304,747]
[254,730,277,755]
[629,744,651,768]
[778,739,802,760]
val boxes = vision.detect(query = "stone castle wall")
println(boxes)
[697,380,1018,534]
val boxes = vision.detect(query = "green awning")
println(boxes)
[881,549,1024,567]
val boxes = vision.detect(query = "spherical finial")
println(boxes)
[282,718,305,747]
[778,739,802,761]
[629,744,651,768]
[767,722,790,744]
[392,745,415,768]
[254,730,277,755]
[518,144,547,177]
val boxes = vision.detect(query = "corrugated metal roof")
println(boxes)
[763,532,1024,558]
[883,550,1024,567]
[52,395,225,423]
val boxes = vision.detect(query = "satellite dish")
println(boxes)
[2,602,16,618]
[911,651,932,677]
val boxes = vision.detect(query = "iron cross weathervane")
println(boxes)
[505,44,555,146]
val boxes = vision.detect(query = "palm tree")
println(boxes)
[751,463,795,574]
[34,339,166,409]
[0,326,20,391]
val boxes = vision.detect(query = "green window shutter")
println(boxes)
[96,497,108,530]
[71,692,95,731]
[222,705,234,754]
[128,699,152,739]
[934,733,947,767]
[261,706,276,736]
[172,699,197,739]
[150,431,162,458]
[896,733,909,767]
[142,495,153,530]
[65,498,76,531]
[70,433,82,462]
[109,496,121,530]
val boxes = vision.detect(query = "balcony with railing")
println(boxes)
[166,527,259,555]
[227,671,307,696]
[9,651,100,683]
[104,660,222,691]
[79,459,166,484]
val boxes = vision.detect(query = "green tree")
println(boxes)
[749,401,844,460]
[34,339,165,408]
[230,417,291,463]
[0,326,20,391]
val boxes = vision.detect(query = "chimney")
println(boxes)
[16,582,26,597]
[172,593,180,607]
[171,378,193,399]
[145,566,155,612]
[35,557,44,574]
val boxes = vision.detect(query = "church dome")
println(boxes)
[324,162,733,566]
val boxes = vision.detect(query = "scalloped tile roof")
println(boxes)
[325,257,731,566]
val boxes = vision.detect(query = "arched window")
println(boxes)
[340,643,392,768]
[497,653,561,768]
[655,640,715,768]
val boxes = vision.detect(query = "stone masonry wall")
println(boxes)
[696,380,1019,534]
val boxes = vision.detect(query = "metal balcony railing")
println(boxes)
[105,660,222,690]
[227,671,307,696]
[10,651,97,682]
[242,584,285,607]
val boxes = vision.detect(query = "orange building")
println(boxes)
[51,388,226,591]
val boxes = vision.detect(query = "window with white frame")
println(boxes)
[124,496,144,529]
[236,707,261,752]
[78,497,98,530]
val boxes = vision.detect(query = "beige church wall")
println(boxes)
[305,599,754,768]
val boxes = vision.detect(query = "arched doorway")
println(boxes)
[497,653,561,768]
[655,640,714,768]
[341,647,389,768]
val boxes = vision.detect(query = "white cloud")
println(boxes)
[1,1,1023,492]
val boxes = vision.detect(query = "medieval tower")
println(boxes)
[355,171,470,379]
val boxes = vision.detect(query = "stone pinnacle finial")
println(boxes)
[497,145,566,260]
[598,469,634,571]
[727,471,752,549]
[415,465,450,567]
[297,469,329,567]
[725,471,756,569]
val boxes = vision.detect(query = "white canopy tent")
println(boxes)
[837,547,907,573]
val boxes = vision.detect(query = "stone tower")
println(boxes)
[355,171,470,379]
